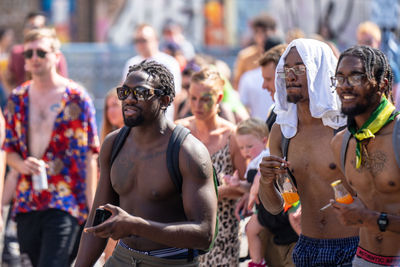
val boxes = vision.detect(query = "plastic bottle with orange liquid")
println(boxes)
[277,173,299,205]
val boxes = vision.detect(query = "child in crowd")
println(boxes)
[224,118,270,267]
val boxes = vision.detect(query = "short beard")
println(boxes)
[341,89,377,116]
[341,102,370,116]
[123,113,144,127]
[287,94,303,104]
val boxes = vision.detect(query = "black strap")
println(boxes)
[393,115,400,168]
[110,126,131,166]
[280,133,297,187]
[340,130,352,172]
[166,125,191,194]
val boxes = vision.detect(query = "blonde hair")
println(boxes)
[236,118,269,140]
[191,67,225,94]
[24,27,61,51]
[100,88,121,143]
[357,21,381,43]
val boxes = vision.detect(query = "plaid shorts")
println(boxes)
[292,234,359,267]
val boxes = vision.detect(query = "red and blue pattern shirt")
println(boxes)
[3,80,100,224]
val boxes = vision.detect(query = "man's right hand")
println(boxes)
[16,156,42,175]
[259,155,289,185]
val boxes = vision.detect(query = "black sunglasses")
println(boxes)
[23,49,48,59]
[116,85,165,101]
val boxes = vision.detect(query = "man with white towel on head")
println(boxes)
[258,39,359,267]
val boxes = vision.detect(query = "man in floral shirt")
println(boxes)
[3,28,99,266]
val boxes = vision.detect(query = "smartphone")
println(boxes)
[92,208,112,227]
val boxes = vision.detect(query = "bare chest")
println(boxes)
[110,142,177,202]
[287,130,340,184]
[28,92,64,157]
[345,136,400,199]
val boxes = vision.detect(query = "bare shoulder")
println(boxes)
[175,116,195,130]
[99,128,124,166]
[269,123,283,156]
[180,133,213,181]
[217,117,236,135]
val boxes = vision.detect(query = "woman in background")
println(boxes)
[176,68,247,266]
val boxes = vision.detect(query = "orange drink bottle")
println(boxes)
[331,180,353,204]
[277,173,299,206]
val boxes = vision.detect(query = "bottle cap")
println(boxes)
[330,179,342,187]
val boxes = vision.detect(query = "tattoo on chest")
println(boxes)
[50,103,61,113]
[352,150,387,176]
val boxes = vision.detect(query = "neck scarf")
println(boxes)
[348,96,398,168]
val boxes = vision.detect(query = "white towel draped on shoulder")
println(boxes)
[274,38,346,138]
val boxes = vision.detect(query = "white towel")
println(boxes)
[274,38,346,138]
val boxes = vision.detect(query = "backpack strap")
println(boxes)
[340,130,352,172]
[281,133,290,160]
[110,126,131,166]
[280,133,297,187]
[166,125,191,194]
[393,115,400,168]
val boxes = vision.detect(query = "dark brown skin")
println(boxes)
[258,48,358,239]
[331,55,400,256]
[74,71,217,267]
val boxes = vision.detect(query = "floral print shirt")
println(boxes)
[3,81,100,224]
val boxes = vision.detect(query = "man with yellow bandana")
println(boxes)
[331,45,400,266]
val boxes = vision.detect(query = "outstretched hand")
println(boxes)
[84,204,137,240]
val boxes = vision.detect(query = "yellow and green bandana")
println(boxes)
[348,96,399,168]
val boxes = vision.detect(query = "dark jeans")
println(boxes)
[15,209,81,267]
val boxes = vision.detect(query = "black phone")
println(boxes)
[92,208,112,226]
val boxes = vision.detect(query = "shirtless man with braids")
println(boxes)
[75,60,217,267]
[331,45,400,266]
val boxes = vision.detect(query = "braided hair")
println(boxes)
[127,60,175,106]
[336,45,393,100]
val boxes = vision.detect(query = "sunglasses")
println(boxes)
[23,49,48,59]
[116,85,165,101]
[277,65,307,79]
[331,74,366,87]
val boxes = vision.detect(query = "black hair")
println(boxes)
[336,45,393,99]
[25,11,47,24]
[128,60,175,106]
[251,14,277,31]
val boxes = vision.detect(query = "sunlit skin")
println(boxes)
[330,53,400,256]
[106,95,124,128]
[133,26,159,58]
[24,38,60,78]
[335,56,380,118]
[261,62,276,101]
[283,47,309,104]
[259,45,359,241]
[357,32,380,49]
[235,134,267,161]
[189,82,220,121]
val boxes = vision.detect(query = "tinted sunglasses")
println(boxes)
[116,85,165,101]
[23,49,48,59]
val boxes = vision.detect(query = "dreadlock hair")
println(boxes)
[336,45,393,100]
[127,60,175,106]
